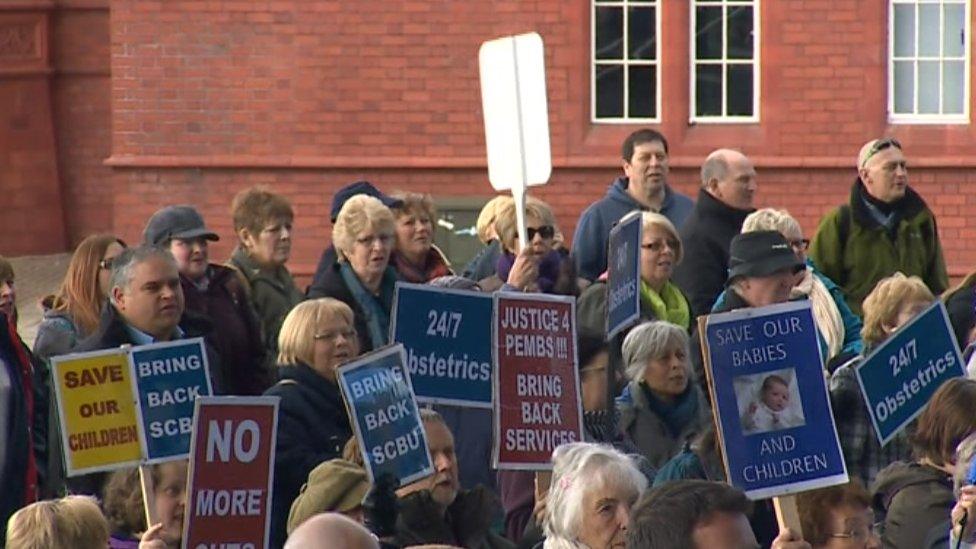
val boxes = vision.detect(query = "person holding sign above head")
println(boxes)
[872,378,976,549]
[794,481,881,549]
[828,273,934,488]
[263,298,360,549]
[388,191,453,283]
[616,321,709,470]
[307,195,398,353]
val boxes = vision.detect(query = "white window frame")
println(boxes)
[888,0,970,124]
[689,0,761,123]
[591,0,663,123]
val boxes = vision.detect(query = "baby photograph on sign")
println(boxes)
[735,368,806,435]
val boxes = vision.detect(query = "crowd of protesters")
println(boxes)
[4,129,976,549]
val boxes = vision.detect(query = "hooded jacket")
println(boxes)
[809,179,948,316]
[672,188,754,318]
[873,461,954,549]
[572,177,693,282]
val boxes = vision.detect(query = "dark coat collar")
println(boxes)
[848,177,928,230]
[695,188,754,226]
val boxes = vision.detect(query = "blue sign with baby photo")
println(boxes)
[391,283,494,408]
[130,338,213,463]
[702,301,848,500]
[337,344,434,485]
[856,301,964,446]
[606,212,642,340]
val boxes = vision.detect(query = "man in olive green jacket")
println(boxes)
[809,138,948,316]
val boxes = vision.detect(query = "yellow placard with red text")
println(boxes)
[51,348,143,475]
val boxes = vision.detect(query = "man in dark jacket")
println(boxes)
[573,129,694,282]
[673,149,757,318]
[144,205,271,395]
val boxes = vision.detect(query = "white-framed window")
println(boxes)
[690,0,759,123]
[889,0,970,123]
[591,0,661,122]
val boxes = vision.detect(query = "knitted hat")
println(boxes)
[286,459,371,534]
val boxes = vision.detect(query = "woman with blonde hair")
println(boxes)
[263,298,361,548]
[462,195,511,281]
[308,194,398,352]
[388,191,453,283]
[830,272,935,488]
[5,495,109,549]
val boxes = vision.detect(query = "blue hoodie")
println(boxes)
[572,177,694,281]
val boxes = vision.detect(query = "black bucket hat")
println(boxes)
[727,230,804,284]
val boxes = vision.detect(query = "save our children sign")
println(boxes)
[493,292,583,470]
[701,301,848,499]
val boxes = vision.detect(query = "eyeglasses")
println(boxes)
[525,226,555,240]
[641,239,679,252]
[788,239,810,251]
[829,521,882,543]
[355,234,394,246]
[860,138,902,168]
[314,329,356,341]
[98,257,117,270]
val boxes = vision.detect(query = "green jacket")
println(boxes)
[809,180,948,316]
[227,247,304,357]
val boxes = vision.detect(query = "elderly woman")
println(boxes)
[873,378,976,549]
[462,195,512,281]
[715,208,863,366]
[263,298,361,548]
[479,197,578,295]
[795,481,881,549]
[5,495,109,549]
[616,321,709,470]
[542,442,647,549]
[829,272,934,488]
[307,194,398,353]
[388,191,453,283]
[228,186,303,356]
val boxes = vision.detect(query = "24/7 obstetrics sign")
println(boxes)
[391,282,494,408]
[606,211,641,340]
[493,293,583,470]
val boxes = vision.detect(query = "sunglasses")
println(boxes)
[525,226,555,240]
[860,138,901,168]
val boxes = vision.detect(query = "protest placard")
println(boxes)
[702,301,847,500]
[183,396,279,549]
[337,344,434,485]
[493,292,583,470]
[856,301,964,445]
[606,211,642,340]
[51,348,143,476]
[130,338,213,463]
[391,282,494,408]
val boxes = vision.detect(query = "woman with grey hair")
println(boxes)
[542,442,647,549]
[616,321,709,469]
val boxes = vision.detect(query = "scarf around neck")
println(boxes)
[640,382,700,438]
[496,250,563,293]
[339,262,396,349]
[640,280,690,330]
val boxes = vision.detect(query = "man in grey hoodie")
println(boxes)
[572,129,694,282]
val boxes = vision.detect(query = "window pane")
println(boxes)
[944,3,965,58]
[695,64,723,116]
[696,7,723,60]
[893,60,914,113]
[918,60,940,113]
[727,64,754,116]
[595,6,623,60]
[727,6,754,60]
[943,60,965,113]
[628,65,656,118]
[894,4,915,57]
[595,64,624,118]
[918,4,940,57]
[628,7,656,60]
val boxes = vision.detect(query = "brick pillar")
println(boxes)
[0,2,67,255]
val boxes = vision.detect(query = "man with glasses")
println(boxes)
[809,138,948,316]
[573,129,694,282]
[673,148,758,318]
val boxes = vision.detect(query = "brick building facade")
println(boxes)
[2,1,975,285]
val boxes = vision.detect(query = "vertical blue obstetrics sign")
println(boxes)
[703,301,847,500]
[337,344,434,485]
[391,283,494,408]
[606,212,642,340]
[130,338,213,463]
[856,301,964,446]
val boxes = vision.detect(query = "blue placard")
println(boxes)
[856,301,964,446]
[337,344,434,485]
[391,283,494,408]
[131,338,213,463]
[704,301,848,499]
[606,212,641,340]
